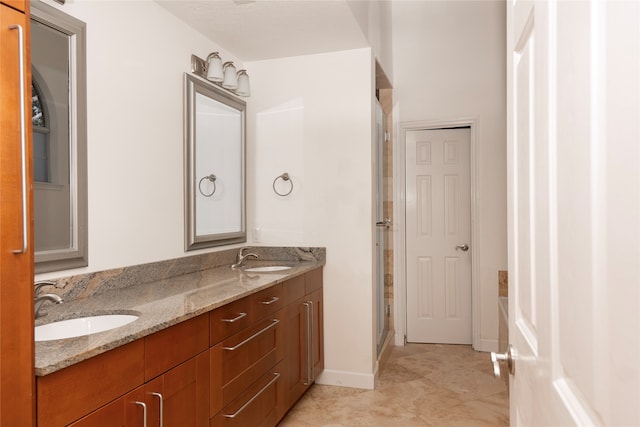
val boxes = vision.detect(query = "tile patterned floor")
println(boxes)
[279,344,509,427]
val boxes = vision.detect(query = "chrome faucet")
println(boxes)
[231,247,259,269]
[34,280,56,296]
[34,280,63,318]
[34,294,63,318]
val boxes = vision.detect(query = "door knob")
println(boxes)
[455,244,469,251]
[490,345,516,378]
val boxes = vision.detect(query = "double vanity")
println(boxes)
[35,247,324,427]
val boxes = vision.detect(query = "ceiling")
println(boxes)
[156,0,370,62]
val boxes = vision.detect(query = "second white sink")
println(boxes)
[244,266,292,273]
[35,314,139,342]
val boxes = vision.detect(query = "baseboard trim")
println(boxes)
[474,338,499,353]
[315,369,375,390]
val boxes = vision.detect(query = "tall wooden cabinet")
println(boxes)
[1,0,34,425]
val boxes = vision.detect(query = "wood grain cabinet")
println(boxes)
[38,315,210,427]
[284,269,324,410]
[36,268,323,427]
[37,340,146,427]
[1,1,34,423]
[209,283,286,426]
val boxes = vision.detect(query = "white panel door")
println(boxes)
[406,128,471,344]
[507,0,640,425]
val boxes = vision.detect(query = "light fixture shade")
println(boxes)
[222,61,238,89]
[206,52,223,82]
[235,70,250,97]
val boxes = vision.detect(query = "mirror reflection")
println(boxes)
[184,73,246,250]
[31,0,87,273]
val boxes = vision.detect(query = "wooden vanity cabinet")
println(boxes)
[37,268,323,427]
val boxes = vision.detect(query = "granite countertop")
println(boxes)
[35,260,322,376]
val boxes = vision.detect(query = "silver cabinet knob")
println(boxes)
[455,244,469,251]
[490,345,516,378]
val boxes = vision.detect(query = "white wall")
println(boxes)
[246,48,378,388]
[35,0,245,280]
[347,0,394,82]
[392,1,507,350]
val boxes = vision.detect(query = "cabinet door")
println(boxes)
[284,299,309,409]
[69,387,146,427]
[283,285,324,410]
[307,288,324,378]
[1,4,34,425]
[144,351,209,427]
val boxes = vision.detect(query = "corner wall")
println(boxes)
[392,0,507,350]
[246,48,378,388]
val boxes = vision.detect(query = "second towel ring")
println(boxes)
[273,173,293,197]
[198,174,217,197]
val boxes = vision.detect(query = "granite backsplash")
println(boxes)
[37,246,325,303]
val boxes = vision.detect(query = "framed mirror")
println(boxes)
[31,0,88,273]
[184,73,246,250]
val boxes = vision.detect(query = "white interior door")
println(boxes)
[507,0,640,425]
[406,128,471,344]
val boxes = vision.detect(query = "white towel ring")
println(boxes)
[198,174,217,197]
[273,173,293,196]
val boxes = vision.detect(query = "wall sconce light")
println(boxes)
[235,70,250,97]
[222,61,238,89]
[206,52,223,82]
[191,54,250,98]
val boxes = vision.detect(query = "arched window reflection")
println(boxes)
[31,80,50,183]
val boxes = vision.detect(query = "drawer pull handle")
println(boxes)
[260,296,279,305]
[133,401,147,427]
[223,319,280,351]
[303,301,314,385]
[149,392,163,427]
[221,312,247,323]
[223,373,281,419]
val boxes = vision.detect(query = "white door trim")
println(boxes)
[394,117,481,350]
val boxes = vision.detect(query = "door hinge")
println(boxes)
[384,131,390,142]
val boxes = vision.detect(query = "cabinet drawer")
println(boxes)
[282,275,305,305]
[210,296,253,346]
[305,268,323,294]
[37,340,145,427]
[210,310,284,416]
[2,0,26,12]
[145,314,209,381]
[210,361,284,427]
[251,283,284,321]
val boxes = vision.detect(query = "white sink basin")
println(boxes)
[244,266,292,273]
[35,314,139,342]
